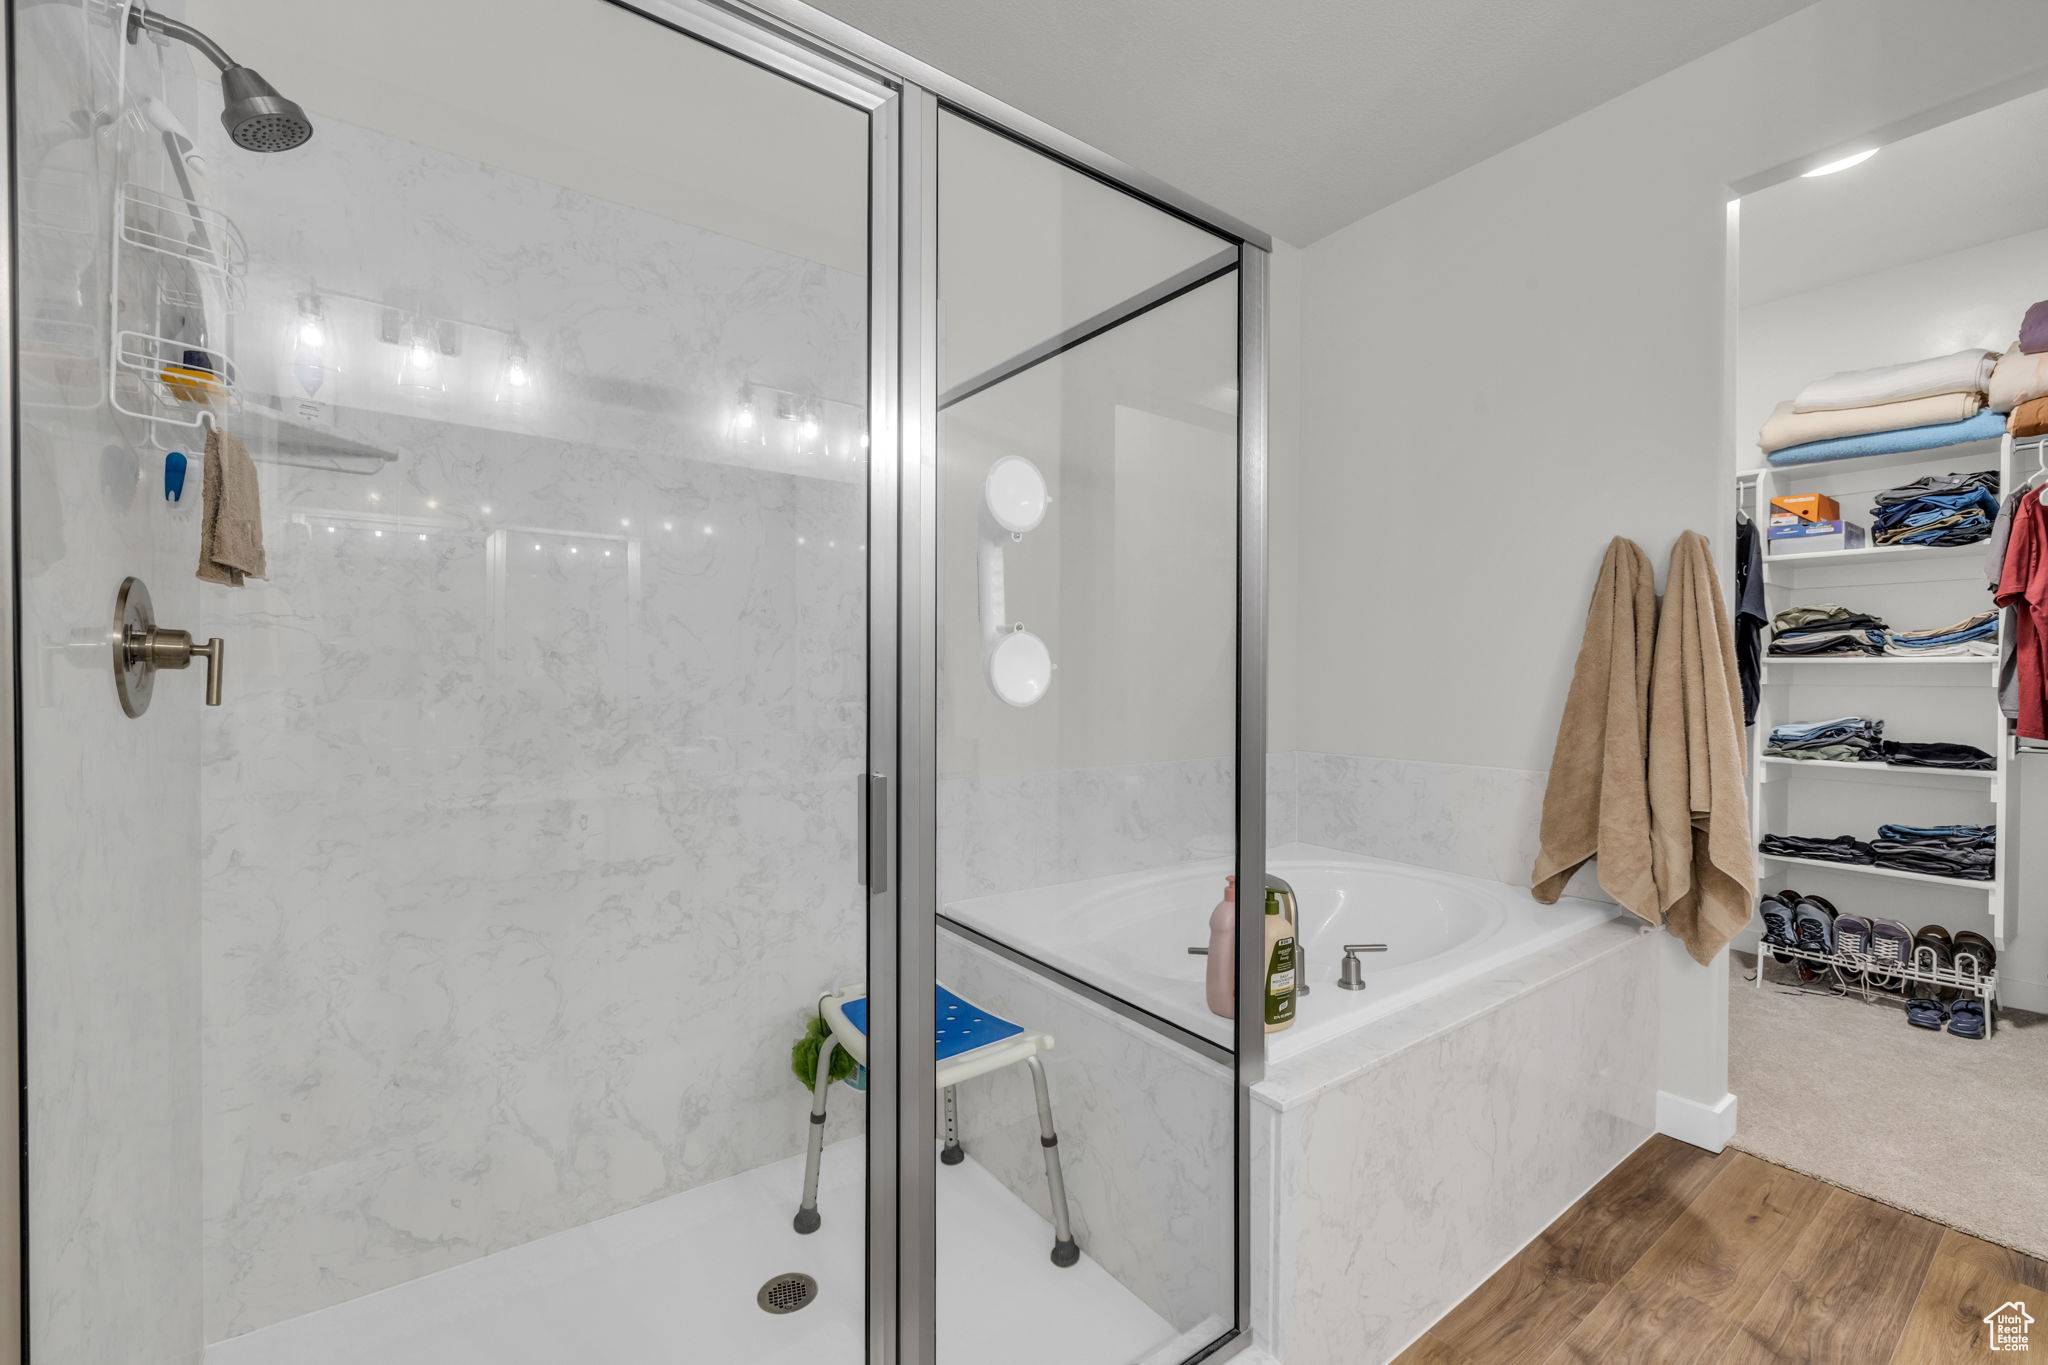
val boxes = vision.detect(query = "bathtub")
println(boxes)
[942,841,1623,1059]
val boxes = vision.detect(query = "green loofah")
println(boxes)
[791,1011,858,1091]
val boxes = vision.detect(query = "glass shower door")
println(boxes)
[12,2,888,1361]
[929,110,1249,1365]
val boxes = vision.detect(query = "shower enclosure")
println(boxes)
[1,2,1269,1363]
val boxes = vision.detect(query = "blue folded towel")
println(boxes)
[1764,409,2007,468]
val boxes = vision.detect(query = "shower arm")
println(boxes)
[127,6,240,73]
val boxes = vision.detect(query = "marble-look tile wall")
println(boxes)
[1252,923,1657,1364]
[938,934,1235,1333]
[1294,750,1610,901]
[16,7,207,1359]
[195,116,868,1338]
[938,751,1298,903]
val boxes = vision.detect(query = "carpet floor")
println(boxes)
[1728,951,2048,1261]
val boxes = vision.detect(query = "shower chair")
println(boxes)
[794,983,1080,1266]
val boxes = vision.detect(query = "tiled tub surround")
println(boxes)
[1294,750,1608,900]
[196,116,867,1338]
[947,843,1620,1054]
[938,843,1635,1357]
[1252,921,1659,1365]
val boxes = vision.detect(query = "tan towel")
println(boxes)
[1988,346,2048,414]
[197,425,266,586]
[2011,394,2048,439]
[1647,531,1754,964]
[1757,391,1983,454]
[1531,537,1659,919]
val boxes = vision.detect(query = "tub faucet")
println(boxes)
[1337,943,1388,990]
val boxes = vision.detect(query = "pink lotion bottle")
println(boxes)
[1205,876,1236,1017]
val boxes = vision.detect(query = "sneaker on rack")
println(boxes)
[1791,896,1839,982]
[1866,918,1914,991]
[1834,913,1872,957]
[1758,892,1800,964]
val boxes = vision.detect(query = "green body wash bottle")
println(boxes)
[1263,888,1296,1031]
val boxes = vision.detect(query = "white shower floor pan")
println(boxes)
[204,1137,1185,1365]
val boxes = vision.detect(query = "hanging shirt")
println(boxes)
[1735,515,1766,725]
[1995,493,2048,741]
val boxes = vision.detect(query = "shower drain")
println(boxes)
[757,1272,819,1314]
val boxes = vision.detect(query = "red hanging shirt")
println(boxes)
[1996,492,2048,741]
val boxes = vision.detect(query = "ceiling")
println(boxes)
[1739,86,2048,307]
[808,0,1813,245]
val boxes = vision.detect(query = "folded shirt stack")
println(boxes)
[1760,349,2000,466]
[1758,832,1874,864]
[1870,470,2001,547]
[1868,823,1996,881]
[1765,715,1883,761]
[1760,824,1996,879]
[1990,299,2048,437]
[1877,739,1997,771]
[1883,609,1999,657]
[1768,604,1886,656]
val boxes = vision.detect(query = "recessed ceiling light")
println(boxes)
[1802,148,1878,177]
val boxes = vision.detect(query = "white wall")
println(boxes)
[1290,0,2048,1121]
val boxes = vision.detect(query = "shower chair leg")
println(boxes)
[794,1039,837,1233]
[940,1084,964,1165]
[1025,1055,1079,1267]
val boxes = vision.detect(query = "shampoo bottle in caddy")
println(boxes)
[1205,877,1236,1017]
[1264,888,1297,1032]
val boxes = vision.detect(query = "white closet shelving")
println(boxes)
[1739,431,2030,973]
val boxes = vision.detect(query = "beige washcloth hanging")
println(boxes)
[1647,530,1754,964]
[1531,537,1659,920]
[197,425,266,586]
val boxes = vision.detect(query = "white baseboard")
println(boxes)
[1656,1090,1737,1153]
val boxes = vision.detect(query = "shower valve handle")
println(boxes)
[111,576,226,716]
[141,628,226,706]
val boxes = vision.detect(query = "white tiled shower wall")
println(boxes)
[196,114,869,1338]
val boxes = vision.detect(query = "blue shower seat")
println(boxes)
[793,983,1078,1267]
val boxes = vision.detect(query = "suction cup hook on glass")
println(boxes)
[984,455,1048,534]
[987,626,1052,708]
[978,457,1053,706]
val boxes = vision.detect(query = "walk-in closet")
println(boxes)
[1727,87,2048,1259]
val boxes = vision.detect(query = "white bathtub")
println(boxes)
[943,841,1623,1060]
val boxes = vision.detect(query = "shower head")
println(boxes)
[218,68,313,152]
[128,5,313,153]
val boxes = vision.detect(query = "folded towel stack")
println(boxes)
[1766,715,1883,762]
[1760,349,1998,466]
[1768,603,1886,656]
[1870,470,2001,547]
[1883,609,1999,657]
[1979,297,2048,437]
